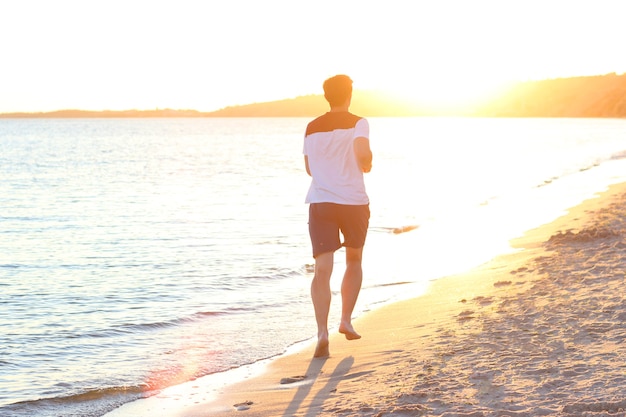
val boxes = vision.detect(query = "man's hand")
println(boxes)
[353,137,372,173]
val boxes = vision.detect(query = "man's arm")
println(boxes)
[304,155,311,176]
[353,137,372,173]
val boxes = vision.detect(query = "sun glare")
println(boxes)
[2,1,626,113]
[385,74,513,112]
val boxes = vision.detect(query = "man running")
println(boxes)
[303,74,373,358]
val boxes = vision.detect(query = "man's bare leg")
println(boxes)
[339,246,363,340]
[311,252,334,357]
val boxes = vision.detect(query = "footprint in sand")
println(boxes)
[233,400,253,411]
[457,310,476,322]
[473,296,494,306]
[280,375,307,384]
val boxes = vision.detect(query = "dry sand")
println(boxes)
[109,182,626,417]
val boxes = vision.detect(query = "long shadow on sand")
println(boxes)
[282,356,354,417]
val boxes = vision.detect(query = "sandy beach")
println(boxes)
[108,182,626,417]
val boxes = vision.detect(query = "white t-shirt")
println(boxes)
[303,112,370,205]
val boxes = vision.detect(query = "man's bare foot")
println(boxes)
[313,338,329,358]
[339,322,361,340]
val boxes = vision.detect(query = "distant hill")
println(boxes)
[0,109,207,118]
[206,94,325,117]
[206,90,429,117]
[0,91,431,118]
[2,73,626,118]
[476,73,626,117]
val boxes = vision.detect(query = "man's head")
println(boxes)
[323,75,353,108]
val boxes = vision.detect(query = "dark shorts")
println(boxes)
[308,203,370,258]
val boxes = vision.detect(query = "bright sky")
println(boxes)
[2,0,626,113]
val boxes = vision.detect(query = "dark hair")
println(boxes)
[323,75,353,107]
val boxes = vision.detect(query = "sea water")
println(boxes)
[1,117,625,416]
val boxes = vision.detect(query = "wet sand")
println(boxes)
[106,182,626,417]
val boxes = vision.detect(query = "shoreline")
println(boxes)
[105,182,626,416]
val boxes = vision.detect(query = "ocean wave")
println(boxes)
[219,305,261,314]
[374,281,417,287]
[369,225,420,234]
[53,311,226,340]
[536,159,603,189]
[610,149,626,160]
[59,305,274,341]
[191,310,228,318]
[1,385,146,417]
[111,311,227,333]
[238,266,307,282]
[359,281,419,293]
